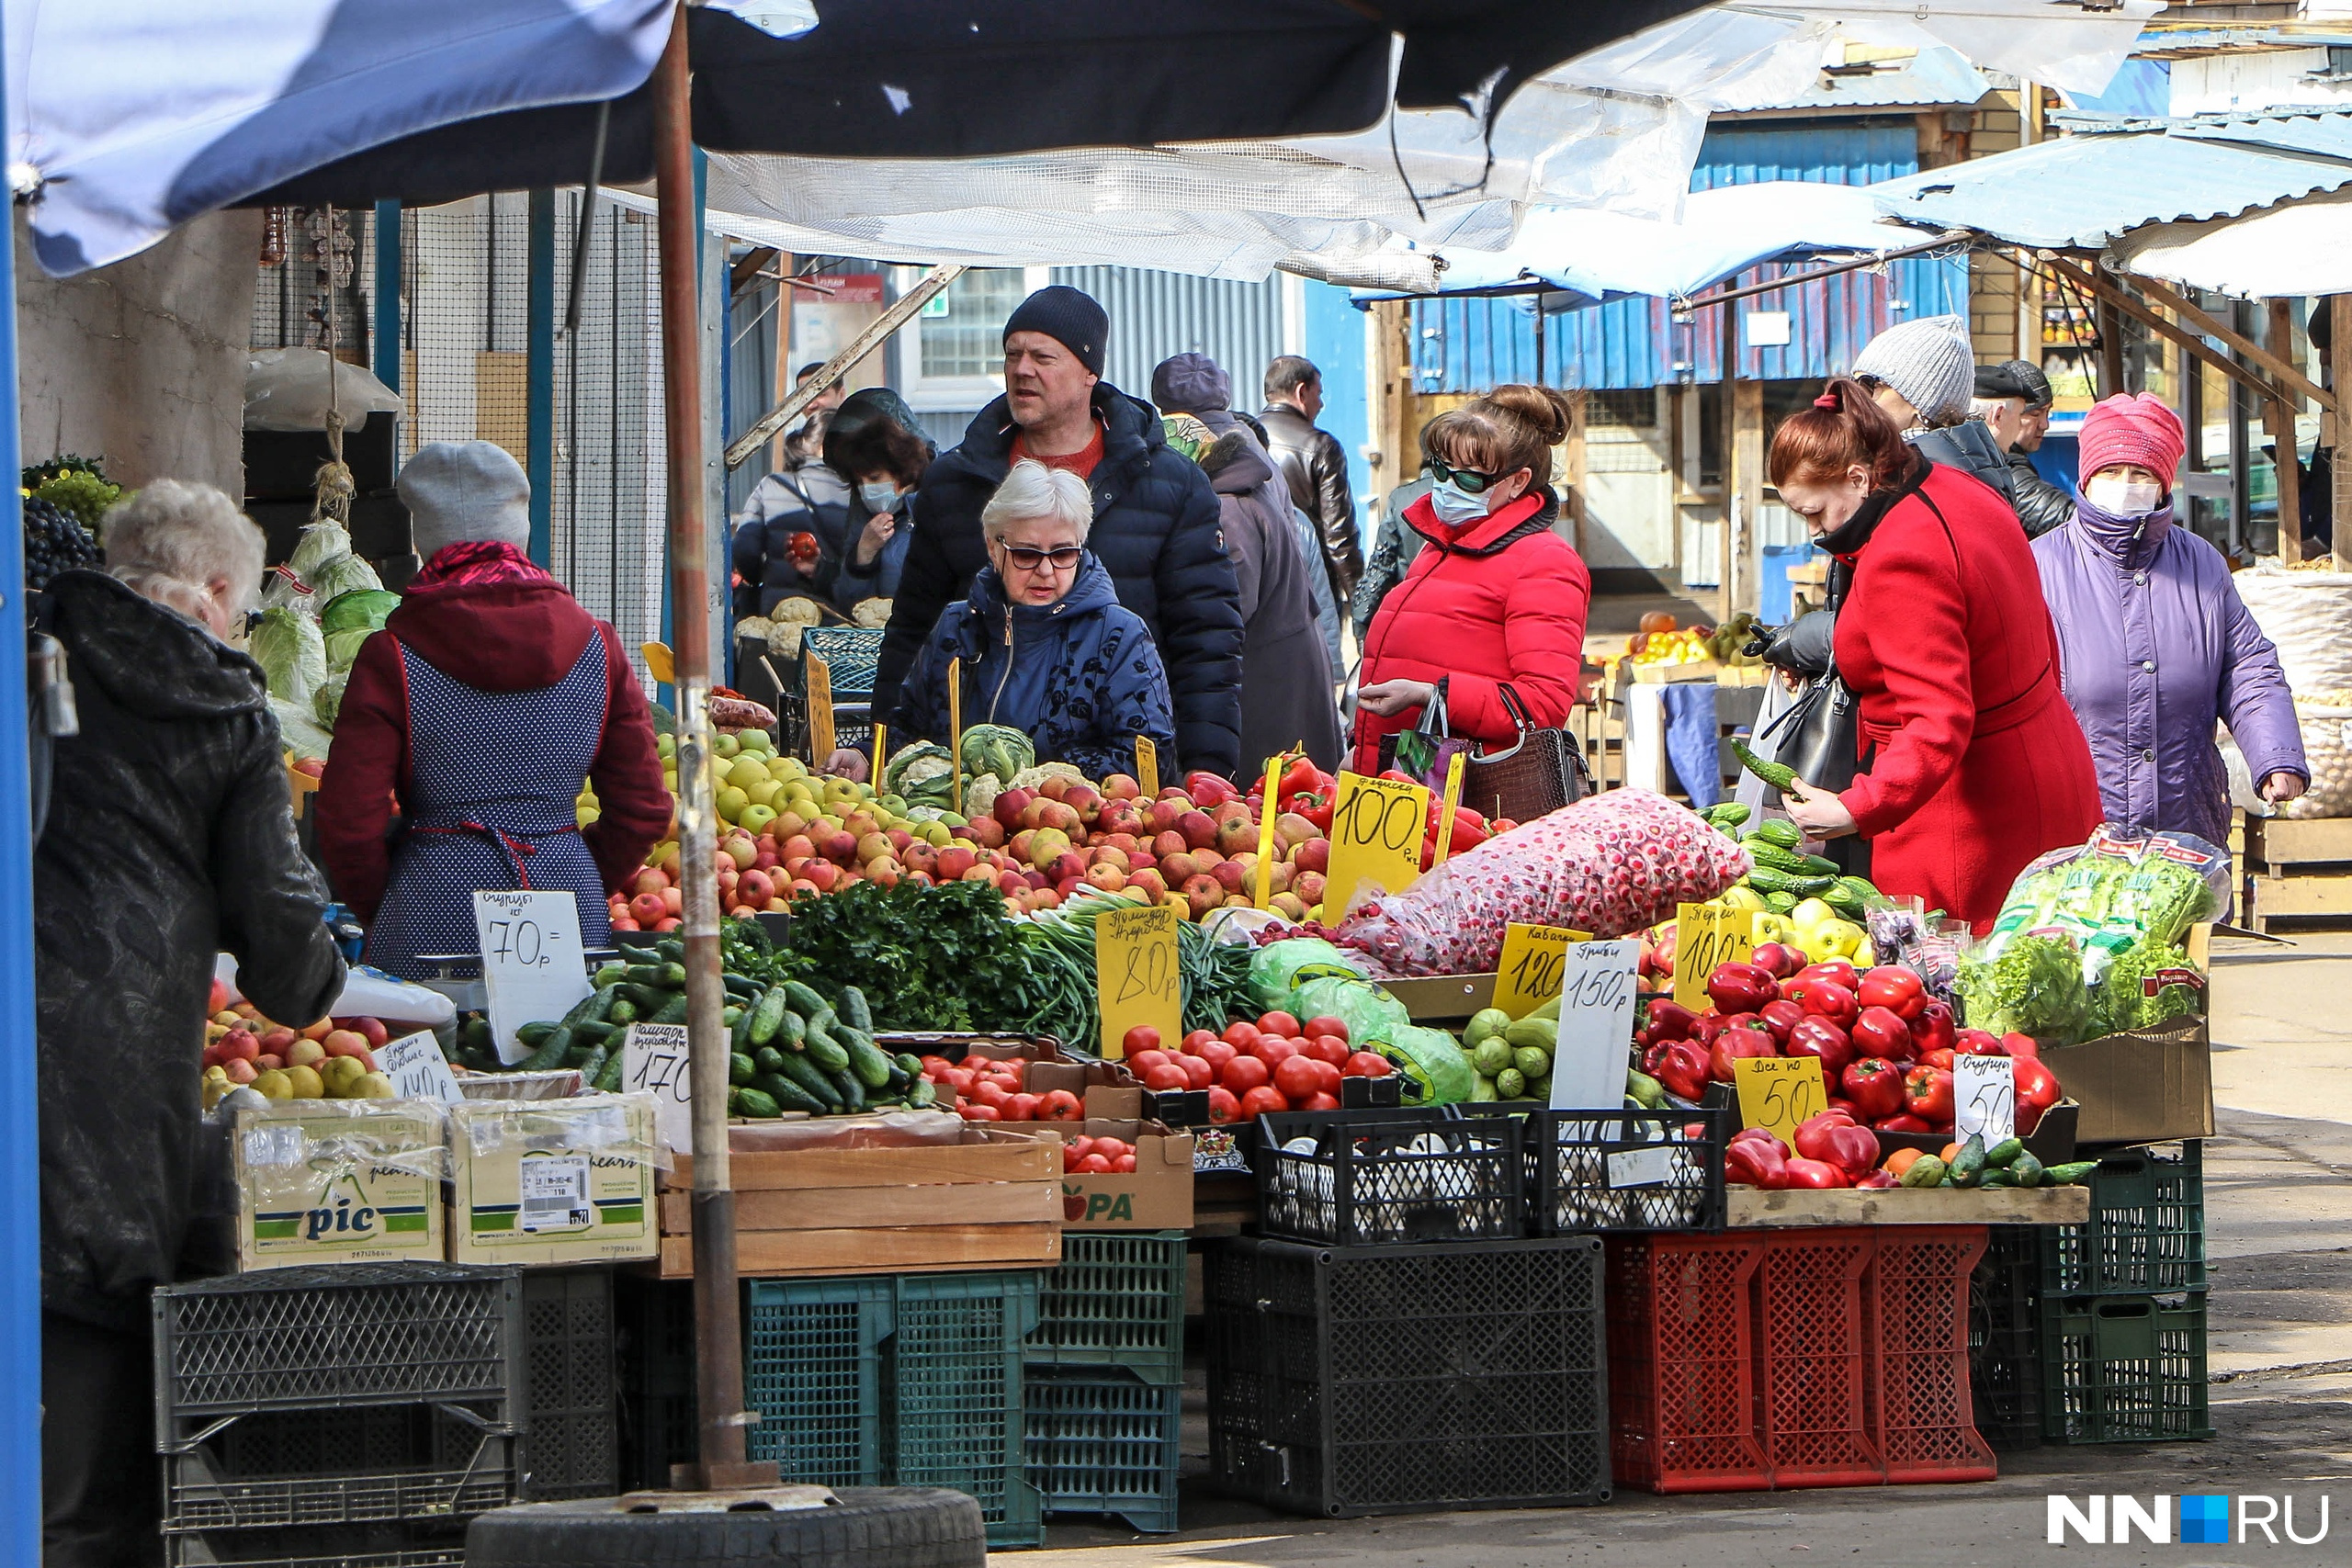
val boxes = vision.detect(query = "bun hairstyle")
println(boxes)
[1768,376,1912,492]
[1423,382,1576,490]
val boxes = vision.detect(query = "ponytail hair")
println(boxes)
[1769,376,1911,491]
[1423,382,1576,490]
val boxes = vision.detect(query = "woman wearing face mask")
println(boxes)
[1769,378,2100,931]
[818,387,933,612]
[2033,394,2305,850]
[1352,384,1591,777]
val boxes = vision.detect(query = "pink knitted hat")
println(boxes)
[2079,393,2185,483]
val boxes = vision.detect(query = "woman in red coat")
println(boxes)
[1353,384,1591,778]
[1770,379,2100,931]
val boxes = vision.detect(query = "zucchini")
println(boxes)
[803,1024,850,1074]
[747,986,792,1046]
[840,1028,893,1090]
[829,1063,865,1113]
[780,980,831,1018]
[730,1052,756,1086]
[736,1088,783,1119]
[753,1072,825,1115]
[838,986,875,1032]
[775,1052,843,1110]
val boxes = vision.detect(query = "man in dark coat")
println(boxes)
[1260,354,1364,605]
[1154,353,1342,773]
[874,286,1244,776]
[37,481,345,1566]
[1976,359,2074,538]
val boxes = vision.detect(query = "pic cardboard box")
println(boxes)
[448,1091,660,1266]
[234,1100,446,1271]
[2048,1016,2214,1146]
[1028,1086,1194,1230]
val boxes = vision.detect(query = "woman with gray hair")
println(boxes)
[896,457,1175,780]
[39,479,345,1566]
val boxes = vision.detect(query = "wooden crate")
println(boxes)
[656,1127,1063,1279]
[1567,701,1626,789]
[2244,816,2352,931]
[1726,1186,2089,1228]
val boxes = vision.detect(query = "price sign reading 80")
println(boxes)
[1096,903,1182,1058]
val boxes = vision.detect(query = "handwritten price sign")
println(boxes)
[1548,938,1641,1111]
[1671,901,1756,1015]
[474,890,593,1064]
[1733,1055,1827,1152]
[1319,771,1428,922]
[624,1023,693,1154]
[1095,901,1182,1059]
[1494,922,1590,1020]
[1954,1053,2016,1145]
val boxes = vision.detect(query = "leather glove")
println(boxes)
[1757,610,1835,678]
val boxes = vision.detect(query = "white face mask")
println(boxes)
[1429,478,1491,526]
[2085,474,2164,516]
[859,479,903,513]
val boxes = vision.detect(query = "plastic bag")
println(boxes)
[244,348,403,432]
[1377,1022,1477,1106]
[1284,976,1409,1046]
[1337,789,1750,976]
[1248,938,1369,1010]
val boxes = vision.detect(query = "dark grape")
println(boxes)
[23,494,99,592]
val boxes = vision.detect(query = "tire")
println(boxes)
[465,1486,987,1567]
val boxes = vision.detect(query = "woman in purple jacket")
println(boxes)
[2032,393,2306,850]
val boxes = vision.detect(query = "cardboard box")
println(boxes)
[1384,972,1498,1023]
[1028,1088,1194,1230]
[658,1121,1060,1278]
[2046,1016,2214,1147]
[234,1100,446,1271]
[448,1092,660,1265]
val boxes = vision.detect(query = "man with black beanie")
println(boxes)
[1975,360,2072,537]
[871,285,1244,776]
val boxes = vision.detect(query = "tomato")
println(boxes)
[1038,1089,1083,1122]
[956,1102,1001,1122]
[1198,1041,1238,1073]
[1238,1085,1290,1120]
[1343,1051,1393,1078]
[1301,1016,1349,1043]
[1178,1054,1215,1090]
[1126,1048,1171,1076]
[1078,1153,1114,1175]
[1221,1055,1271,1094]
[940,1067,975,1094]
[1301,1091,1341,1111]
[1122,1025,1163,1057]
[1068,1135,1095,1159]
[920,1055,954,1076]
[1257,1010,1302,1038]
[1181,1029,1218,1055]
[1305,1033,1350,1066]
[971,1079,1011,1108]
[1002,1092,1040,1122]
[1142,1063,1190,1092]
[1256,1038,1298,1067]
[1309,1059,1344,1096]
[1221,1021,1262,1048]
[1113,1154,1138,1173]
[1273,1055,1324,1101]
[1205,1086,1241,1123]
[1093,1137,1132,1158]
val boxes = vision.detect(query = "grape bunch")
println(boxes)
[24,494,99,592]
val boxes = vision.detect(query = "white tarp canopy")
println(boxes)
[679,0,2157,289]
[2108,186,2352,299]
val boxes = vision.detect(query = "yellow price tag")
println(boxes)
[1733,1055,1827,1152]
[946,657,962,773]
[1254,756,1281,909]
[1095,901,1182,1059]
[1492,922,1590,1019]
[870,722,888,784]
[1433,750,1467,866]
[1318,771,1429,922]
[1671,901,1755,1013]
[1133,736,1159,798]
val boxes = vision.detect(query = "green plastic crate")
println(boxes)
[1024,1368,1182,1533]
[1027,1232,1187,1383]
[2039,1292,2211,1444]
[2039,1143,2204,1297]
[889,1272,1044,1549]
[744,1278,892,1486]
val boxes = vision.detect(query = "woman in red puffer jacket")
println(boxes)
[1352,384,1591,778]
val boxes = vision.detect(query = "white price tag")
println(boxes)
[1548,938,1643,1111]
[379,1031,464,1103]
[516,1154,593,1233]
[624,1023,693,1155]
[1954,1054,2016,1145]
[1606,1145,1676,1190]
[474,891,594,1064]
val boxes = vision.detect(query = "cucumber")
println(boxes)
[730,1008,757,1053]
[736,1088,783,1119]
[655,940,684,963]
[1752,818,1804,850]
[722,974,762,1000]
[775,1011,806,1051]
[1798,853,1840,876]
[1764,891,1798,916]
[1704,802,1751,827]
[1743,840,1808,874]
[592,1049,626,1093]
[780,980,831,1018]
[1984,1137,2024,1168]
[907,1078,938,1110]
[623,964,669,987]
[893,1053,923,1079]
[573,1044,609,1086]
[516,1021,559,1048]
[1747,865,1798,894]
[838,986,875,1032]
[572,1021,616,1044]
[747,986,792,1046]
[803,1025,850,1074]
[607,997,639,1026]
[840,1028,893,1090]
[593,964,629,988]
[753,1072,825,1115]
[1731,739,1798,793]
[754,1046,787,1076]
[625,983,675,1014]
[721,1005,743,1029]
[519,1026,573,1072]
[2011,1152,2045,1189]
[829,1063,865,1112]
[1900,1154,1947,1189]
[1948,1134,1988,1188]
[460,1015,494,1052]
[1789,874,1838,897]
[650,994,690,1026]
[775,1052,843,1110]
[730,1052,756,1086]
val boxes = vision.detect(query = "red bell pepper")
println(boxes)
[1873,1113,1931,1134]
[1793,1113,1879,1179]
[1725,1136,1786,1189]
[1298,791,1334,832]
[1424,797,1489,858]
[1757,998,1807,1047]
[1690,1012,1730,1047]
[1646,999,1700,1042]
[1953,1028,2004,1056]
[1184,771,1240,806]
[1273,754,1329,814]
[1902,1065,1955,1125]
[1841,1057,1905,1120]
[1910,1000,1958,1057]
[1824,1096,1862,1122]
[1748,942,1803,978]
[1652,1040,1711,1102]
[1858,964,1928,1021]
[1851,1006,1914,1062]
[1793,959,1860,992]
[1706,963,1779,1016]
[2012,1055,2063,1133]
[1784,1016,1854,1079]
[1854,1170,1900,1190]
[1780,1156,1850,1190]
[2001,1032,2041,1060]
[1920,1047,1955,1071]
[1789,977,1860,1029]
[1709,1025,1777,1084]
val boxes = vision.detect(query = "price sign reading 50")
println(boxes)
[1320,771,1429,922]
[1953,1054,2016,1145]
[1733,1055,1827,1153]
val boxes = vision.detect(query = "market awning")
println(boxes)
[2108,184,2352,299]
[1872,107,2352,250]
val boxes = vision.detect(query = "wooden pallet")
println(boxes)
[2244,817,2352,931]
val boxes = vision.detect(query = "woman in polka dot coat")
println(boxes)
[317,442,671,977]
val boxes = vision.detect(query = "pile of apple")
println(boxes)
[1123,1013,1395,1124]
[203,980,394,1105]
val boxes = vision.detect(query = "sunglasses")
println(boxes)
[1000,544,1083,573]
[1424,457,1509,494]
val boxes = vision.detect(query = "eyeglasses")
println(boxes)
[1423,457,1507,494]
[1000,545,1083,573]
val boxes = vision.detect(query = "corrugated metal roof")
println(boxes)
[1049,265,1284,404]
[1713,45,1988,113]
[1874,108,2352,249]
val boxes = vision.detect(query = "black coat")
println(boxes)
[875,385,1244,776]
[2006,445,2075,539]
[37,573,344,1328]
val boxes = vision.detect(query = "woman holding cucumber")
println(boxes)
[1763,379,2100,931]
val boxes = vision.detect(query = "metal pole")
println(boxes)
[652,0,767,1493]
[372,200,401,397]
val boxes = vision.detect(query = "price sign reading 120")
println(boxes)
[1319,771,1429,923]
[1493,922,1590,1020]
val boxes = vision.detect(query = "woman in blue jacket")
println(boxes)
[898,459,1175,779]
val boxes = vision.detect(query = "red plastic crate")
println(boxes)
[1607,1227,1996,1494]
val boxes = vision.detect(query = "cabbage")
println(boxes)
[252,606,327,703]
[270,696,334,761]
[883,742,959,809]
[309,550,383,602]
[1250,938,1369,1010]
[325,627,376,671]
[312,671,348,729]
[959,723,1035,784]
[1377,1023,1478,1106]
[322,588,400,634]
[287,521,354,577]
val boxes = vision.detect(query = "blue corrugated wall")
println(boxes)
[1412,119,1972,392]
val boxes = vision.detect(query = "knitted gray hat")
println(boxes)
[1852,315,1974,428]
[398,440,531,558]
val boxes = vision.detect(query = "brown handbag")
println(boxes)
[1460,684,1592,823]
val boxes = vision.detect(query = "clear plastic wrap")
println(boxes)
[1335,789,1751,976]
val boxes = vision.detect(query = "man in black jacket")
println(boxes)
[1975,360,2074,538]
[1260,355,1363,606]
[874,286,1244,776]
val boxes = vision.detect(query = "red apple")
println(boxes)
[629,892,666,926]
[1178,810,1217,850]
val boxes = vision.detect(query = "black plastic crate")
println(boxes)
[514,1269,618,1500]
[614,1275,695,1491]
[1467,1106,1726,1235]
[167,1522,467,1568]
[1254,1108,1524,1247]
[1206,1235,1610,1517]
[1023,1368,1182,1534]
[1969,1227,2041,1451]
[2040,1142,2205,1297]
[164,1419,514,1536]
[2039,1291,2211,1444]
